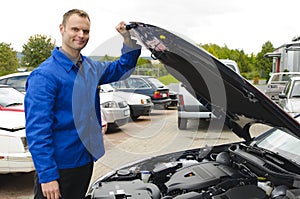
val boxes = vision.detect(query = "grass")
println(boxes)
[158,74,179,85]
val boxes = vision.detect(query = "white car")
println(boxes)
[265,72,300,102]
[100,92,130,131]
[100,84,153,120]
[0,111,35,174]
[278,76,300,116]
[0,71,31,94]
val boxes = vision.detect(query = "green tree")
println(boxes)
[201,43,256,77]
[255,41,274,80]
[0,42,19,75]
[21,34,55,69]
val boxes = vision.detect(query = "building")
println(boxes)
[264,36,300,73]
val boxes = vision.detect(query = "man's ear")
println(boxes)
[59,24,64,34]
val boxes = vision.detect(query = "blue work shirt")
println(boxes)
[25,44,141,183]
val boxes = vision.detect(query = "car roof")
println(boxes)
[290,76,300,81]
[270,72,300,75]
[0,71,31,79]
[130,22,300,140]
[129,75,155,78]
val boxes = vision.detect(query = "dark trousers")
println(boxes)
[34,162,94,199]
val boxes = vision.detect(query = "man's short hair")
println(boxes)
[62,9,90,26]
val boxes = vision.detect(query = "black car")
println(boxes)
[110,75,172,109]
[86,23,300,199]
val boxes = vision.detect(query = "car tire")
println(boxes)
[130,114,139,121]
[178,117,187,130]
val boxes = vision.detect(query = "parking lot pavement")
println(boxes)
[1,107,268,198]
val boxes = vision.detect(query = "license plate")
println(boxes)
[124,109,130,116]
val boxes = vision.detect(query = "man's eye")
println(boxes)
[83,30,90,34]
[72,28,80,32]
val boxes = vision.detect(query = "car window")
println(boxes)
[127,78,150,88]
[5,76,28,93]
[270,74,280,82]
[291,80,300,97]
[0,79,7,84]
[148,77,165,88]
[111,81,127,89]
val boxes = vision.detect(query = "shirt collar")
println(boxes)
[52,47,84,73]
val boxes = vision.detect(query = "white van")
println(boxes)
[219,59,241,74]
[177,59,240,129]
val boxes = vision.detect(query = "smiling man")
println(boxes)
[24,9,141,199]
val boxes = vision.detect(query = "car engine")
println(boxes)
[87,144,300,199]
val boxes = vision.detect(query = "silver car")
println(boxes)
[100,84,153,120]
[278,76,300,116]
[265,72,300,102]
[100,92,130,131]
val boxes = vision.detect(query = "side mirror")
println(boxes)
[278,93,287,99]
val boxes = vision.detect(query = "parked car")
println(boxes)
[0,109,35,174]
[177,59,241,130]
[100,92,130,131]
[265,72,300,102]
[168,90,179,107]
[0,73,111,133]
[0,71,31,93]
[278,76,300,116]
[110,75,172,109]
[86,23,300,199]
[0,85,24,112]
[100,84,153,121]
[101,110,108,134]
[177,83,216,129]
[219,59,241,74]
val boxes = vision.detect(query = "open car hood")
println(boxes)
[128,22,300,141]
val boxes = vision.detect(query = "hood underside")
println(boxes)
[129,22,300,140]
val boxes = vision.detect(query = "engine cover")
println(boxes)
[91,179,161,199]
[165,162,253,194]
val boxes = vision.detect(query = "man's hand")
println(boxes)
[115,21,135,48]
[41,180,61,199]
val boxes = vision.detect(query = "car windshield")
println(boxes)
[291,80,300,97]
[148,77,165,88]
[255,117,300,164]
[0,87,24,107]
[270,73,300,84]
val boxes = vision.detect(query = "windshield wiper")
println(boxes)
[248,145,284,165]
[6,102,23,107]
[248,144,300,174]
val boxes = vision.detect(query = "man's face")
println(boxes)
[60,14,90,53]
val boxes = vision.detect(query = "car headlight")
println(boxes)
[101,101,118,108]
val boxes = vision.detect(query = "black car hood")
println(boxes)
[129,22,300,141]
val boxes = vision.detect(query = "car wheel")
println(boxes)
[130,114,139,121]
[178,117,187,130]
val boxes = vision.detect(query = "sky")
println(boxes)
[2,0,300,56]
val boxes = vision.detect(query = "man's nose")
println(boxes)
[78,30,84,37]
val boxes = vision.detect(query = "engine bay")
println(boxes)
[87,144,300,199]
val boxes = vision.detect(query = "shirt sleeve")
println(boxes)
[24,71,60,183]
[98,43,141,85]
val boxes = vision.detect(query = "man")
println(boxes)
[24,9,141,199]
